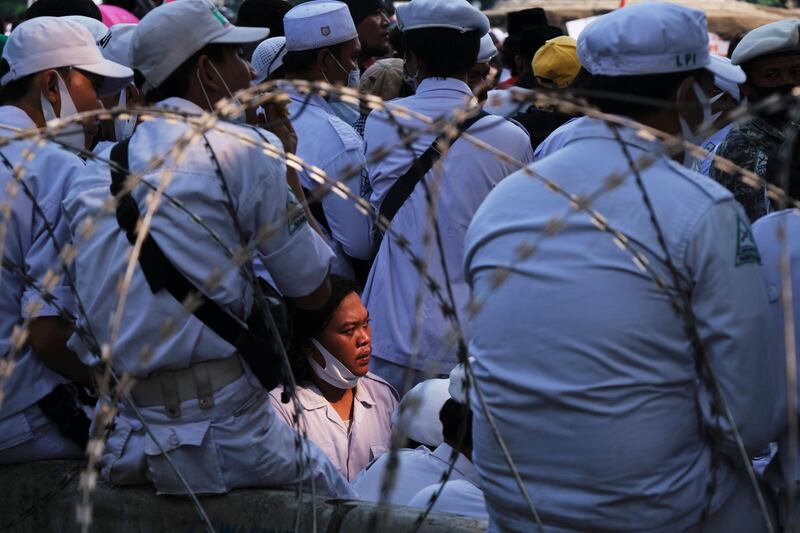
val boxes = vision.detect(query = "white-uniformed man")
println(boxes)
[63,0,351,497]
[280,1,373,281]
[753,211,800,528]
[0,17,132,463]
[352,369,480,505]
[361,0,534,393]
[464,4,785,532]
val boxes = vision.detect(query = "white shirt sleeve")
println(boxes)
[685,199,787,455]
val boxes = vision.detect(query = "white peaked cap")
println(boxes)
[1,17,133,95]
[132,0,268,93]
[391,378,451,448]
[578,3,709,76]
[477,33,497,64]
[284,1,358,52]
[99,23,137,68]
[63,15,109,41]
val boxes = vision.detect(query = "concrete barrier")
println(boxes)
[0,460,487,533]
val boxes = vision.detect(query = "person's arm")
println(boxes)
[686,200,787,455]
[27,317,92,387]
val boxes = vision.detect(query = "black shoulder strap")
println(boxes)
[378,110,489,224]
[108,140,249,350]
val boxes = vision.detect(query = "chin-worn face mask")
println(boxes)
[114,86,137,142]
[677,80,713,167]
[403,58,420,92]
[197,60,246,124]
[307,338,359,390]
[41,72,86,152]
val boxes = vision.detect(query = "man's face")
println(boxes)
[67,69,103,146]
[356,10,390,59]
[323,38,361,85]
[747,54,800,90]
[210,45,256,96]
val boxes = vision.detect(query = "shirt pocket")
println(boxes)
[143,419,226,495]
[100,416,147,486]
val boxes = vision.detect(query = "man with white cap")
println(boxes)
[467,34,498,101]
[281,0,373,282]
[351,368,479,506]
[465,3,784,531]
[711,19,800,222]
[0,16,132,463]
[361,0,533,394]
[252,36,287,83]
[63,0,351,497]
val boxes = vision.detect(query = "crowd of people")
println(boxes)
[1,0,800,531]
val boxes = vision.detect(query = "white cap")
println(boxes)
[577,3,709,76]
[284,1,357,52]
[391,378,450,448]
[732,19,800,66]
[477,33,497,64]
[62,15,109,41]
[252,36,287,83]
[708,54,745,102]
[132,0,269,93]
[99,23,137,67]
[397,0,489,34]
[1,17,133,91]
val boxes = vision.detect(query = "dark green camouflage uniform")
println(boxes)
[709,117,784,222]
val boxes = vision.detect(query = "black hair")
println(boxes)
[282,42,347,75]
[236,0,291,36]
[518,25,563,62]
[288,275,358,384]
[502,34,521,77]
[439,398,472,450]
[402,28,481,78]
[388,25,403,58]
[142,43,227,104]
[0,61,71,105]
[24,0,101,21]
[570,67,704,118]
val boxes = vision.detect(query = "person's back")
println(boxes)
[361,0,533,390]
[464,5,785,531]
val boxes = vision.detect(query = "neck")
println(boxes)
[311,372,353,403]
[443,438,472,461]
[419,71,468,85]
[8,99,45,128]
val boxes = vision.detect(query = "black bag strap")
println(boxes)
[108,139,251,351]
[378,110,489,224]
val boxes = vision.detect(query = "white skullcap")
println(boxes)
[732,19,800,66]
[252,36,287,83]
[477,33,497,64]
[577,3,709,76]
[132,0,268,93]
[1,17,132,94]
[397,0,489,34]
[392,378,450,448]
[284,1,358,52]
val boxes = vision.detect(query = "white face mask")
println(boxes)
[197,60,246,124]
[677,81,712,167]
[307,338,359,390]
[114,86,137,142]
[40,72,86,152]
[327,53,360,89]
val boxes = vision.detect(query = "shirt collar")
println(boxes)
[433,442,480,486]
[564,116,665,154]
[282,82,335,115]
[297,377,374,410]
[415,77,474,98]
[0,105,37,131]
[155,97,206,116]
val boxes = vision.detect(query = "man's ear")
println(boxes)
[39,69,62,117]
[195,54,221,94]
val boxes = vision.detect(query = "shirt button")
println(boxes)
[170,434,180,446]
[768,285,779,301]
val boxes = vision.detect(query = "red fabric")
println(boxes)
[496,76,518,90]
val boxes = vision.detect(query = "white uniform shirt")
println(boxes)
[533,115,586,161]
[285,84,372,262]
[0,105,80,450]
[693,123,734,177]
[362,77,534,372]
[464,117,785,531]
[63,97,334,376]
[753,210,800,495]
[351,443,479,504]
[407,479,488,520]
[269,373,398,480]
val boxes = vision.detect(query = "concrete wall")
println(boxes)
[0,460,487,533]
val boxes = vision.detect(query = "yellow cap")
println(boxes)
[532,35,580,89]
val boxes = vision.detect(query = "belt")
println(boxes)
[129,356,244,418]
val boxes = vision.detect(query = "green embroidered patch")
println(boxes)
[287,196,307,236]
[735,214,761,266]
